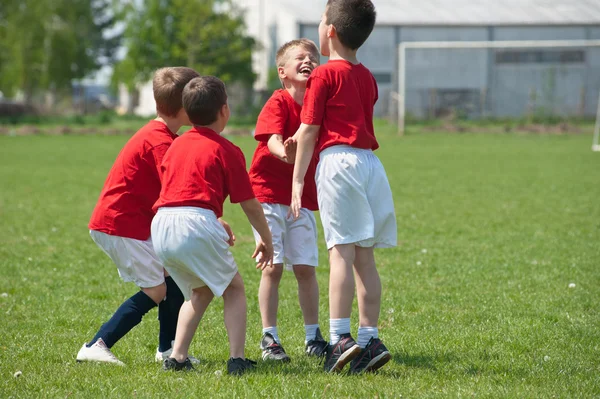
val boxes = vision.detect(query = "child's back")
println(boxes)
[303,60,378,152]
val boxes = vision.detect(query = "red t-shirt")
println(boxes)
[153,127,255,218]
[89,120,177,240]
[301,60,379,153]
[248,89,318,211]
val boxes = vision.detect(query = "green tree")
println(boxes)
[0,0,120,103]
[113,0,256,88]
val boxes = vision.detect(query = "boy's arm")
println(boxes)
[240,198,274,270]
[267,134,292,163]
[290,123,319,219]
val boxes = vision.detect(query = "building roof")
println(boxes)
[279,0,600,26]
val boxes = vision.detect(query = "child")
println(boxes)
[151,76,274,375]
[288,0,397,374]
[77,67,203,365]
[248,39,328,362]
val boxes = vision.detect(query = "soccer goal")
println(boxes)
[394,39,600,150]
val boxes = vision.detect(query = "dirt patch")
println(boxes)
[422,122,585,135]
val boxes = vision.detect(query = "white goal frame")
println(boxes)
[396,39,600,150]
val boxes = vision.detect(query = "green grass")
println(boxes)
[1,125,599,398]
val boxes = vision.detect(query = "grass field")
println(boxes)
[1,124,599,398]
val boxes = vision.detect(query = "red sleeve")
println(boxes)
[225,146,255,204]
[301,76,328,126]
[254,94,287,142]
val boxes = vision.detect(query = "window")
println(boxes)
[372,73,392,84]
[495,50,585,64]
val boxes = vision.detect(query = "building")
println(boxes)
[236,0,600,119]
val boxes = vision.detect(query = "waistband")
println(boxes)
[320,145,374,157]
[156,206,217,218]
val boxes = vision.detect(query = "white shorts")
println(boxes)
[151,207,237,299]
[252,203,318,269]
[89,230,165,288]
[316,145,397,249]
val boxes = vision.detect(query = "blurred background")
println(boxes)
[1,0,599,133]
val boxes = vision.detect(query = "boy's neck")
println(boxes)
[193,122,222,134]
[328,40,360,65]
[283,82,306,105]
[154,115,182,134]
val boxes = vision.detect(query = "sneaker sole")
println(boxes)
[328,344,361,373]
[262,353,291,363]
[363,351,391,373]
[76,358,125,366]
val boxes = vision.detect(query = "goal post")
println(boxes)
[396,39,600,147]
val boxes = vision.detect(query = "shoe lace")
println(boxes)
[267,343,286,355]
[307,340,328,357]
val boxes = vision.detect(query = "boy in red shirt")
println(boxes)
[289,0,397,374]
[151,76,274,375]
[248,39,328,362]
[77,67,205,365]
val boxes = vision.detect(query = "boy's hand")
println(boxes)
[218,218,236,246]
[283,137,297,164]
[288,180,304,220]
[252,240,274,270]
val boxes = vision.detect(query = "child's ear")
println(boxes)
[277,66,286,80]
[328,24,336,38]
[220,103,229,118]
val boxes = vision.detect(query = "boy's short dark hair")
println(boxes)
[153,67,200,117]
[182,76,228,126]
[326,0,376,50]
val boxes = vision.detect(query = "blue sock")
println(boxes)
[88,290,157,348]
[158,277,184,352]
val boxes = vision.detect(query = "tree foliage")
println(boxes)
[0,0,120,101]
[112,0,256,90]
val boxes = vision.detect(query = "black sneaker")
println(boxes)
[227,357,257,376]
[163,357,194,371]
[305,327,328,357]
[323,333,361,373]
[260,333,291,362]
[349,337,391,374]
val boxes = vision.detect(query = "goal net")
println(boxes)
[392,40,600,149]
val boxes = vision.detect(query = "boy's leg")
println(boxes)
[169,286,214,362]
[258,263,284,342]
[349,245,391,374]
[294,264,327,356]
[158,274,184,352]
[293,265,319,334]
[353,246,381,342]
[323,244,361,372]
[88,283,165,349]
[328,244,356,336]
[222,272,247,359]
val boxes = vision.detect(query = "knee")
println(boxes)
[293,265,316,283]
[143,283,167,304]
[191,286,214,303]
[262,264,284,281]
[223,273,245,297]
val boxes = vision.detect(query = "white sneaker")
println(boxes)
[76,338,124,366]
[155,340,200,364]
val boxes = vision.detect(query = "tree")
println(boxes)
[0,0,121,103]
[113,0,256,89]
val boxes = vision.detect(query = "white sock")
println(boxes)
[357,326,378,348]
[329,318,351,345]
[304,324,319,344]
[262,326,280,343]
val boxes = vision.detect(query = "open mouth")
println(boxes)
[299,66,313,77]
